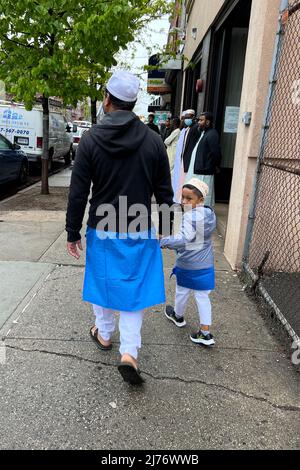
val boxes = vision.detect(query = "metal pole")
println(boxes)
[242,0,289,264]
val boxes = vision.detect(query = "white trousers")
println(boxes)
[175,285,212,326]
[93,305,143,359]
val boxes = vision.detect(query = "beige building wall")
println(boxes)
[247,8,300,273]
[184,0,226,63]
[224,0,281,270]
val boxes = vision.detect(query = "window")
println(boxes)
[0,135,12,150]
[183,60,201,112]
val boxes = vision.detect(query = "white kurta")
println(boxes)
[172,128,188,203]
[164,128,181,173]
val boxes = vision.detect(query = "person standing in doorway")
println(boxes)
[147,112,160,134]
[66,70,174,385]
[181,110,200,173]
[161,117,172,142]
[172,109,199,203]
[185,112,222,207]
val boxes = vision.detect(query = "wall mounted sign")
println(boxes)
[224,106,240,133]
[147,78,172,94]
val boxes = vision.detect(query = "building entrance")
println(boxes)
[207,0,252,202]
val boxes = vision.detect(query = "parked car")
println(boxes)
[72,125,90,158]
[0,101,73,170]
[0,133,28,185]
[72,120,92,128]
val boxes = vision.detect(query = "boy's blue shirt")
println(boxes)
[160,206,216,271]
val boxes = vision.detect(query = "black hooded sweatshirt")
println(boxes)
[66,111,174,242]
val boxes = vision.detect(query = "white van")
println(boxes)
[0,101,73,169]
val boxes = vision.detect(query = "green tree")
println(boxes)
[67,0,172,122]
[0,0,171,194]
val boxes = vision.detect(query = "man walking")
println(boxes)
[66,70,173,385]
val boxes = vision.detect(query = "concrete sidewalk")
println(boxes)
[0,168,299,450]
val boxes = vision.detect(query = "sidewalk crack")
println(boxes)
[6,345,116,369]
[142,371,300,413]
[5,337,281,353]
[6,345,300,413]
[37,230,65,262]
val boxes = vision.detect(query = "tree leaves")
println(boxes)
[0,0,174,108]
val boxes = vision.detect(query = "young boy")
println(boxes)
[160,178,216,346]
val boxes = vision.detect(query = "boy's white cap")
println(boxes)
[185,109,196,116]
[185,178,209,198]
[106,70,140,102]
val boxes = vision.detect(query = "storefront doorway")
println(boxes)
[207,0,252,202]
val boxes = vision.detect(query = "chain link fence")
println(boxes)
[243,0,300,344]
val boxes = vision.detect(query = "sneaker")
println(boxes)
[190,331,215,346]
[165,305,187,328]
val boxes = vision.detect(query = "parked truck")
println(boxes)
[0,101,74,170]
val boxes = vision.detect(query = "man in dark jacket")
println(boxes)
[172,109,199,203]
[196,112,222,173]
[146,112,160,134]
[66,70,173,385]
[185,112,222,207]
[161,117,172,142]
[181,109,200,173]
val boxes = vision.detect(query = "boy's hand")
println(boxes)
[159,236,167,249]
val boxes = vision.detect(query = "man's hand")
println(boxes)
[67,240,83,259]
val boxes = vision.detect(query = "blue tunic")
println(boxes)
[172,266,215,290]
[83,227,165,311]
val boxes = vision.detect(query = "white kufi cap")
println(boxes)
[185,109,196,116]
[107,70,140,102]
[185,178,209,198]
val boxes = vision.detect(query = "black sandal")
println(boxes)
[90,327,112,351]
[118,362,145,385]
